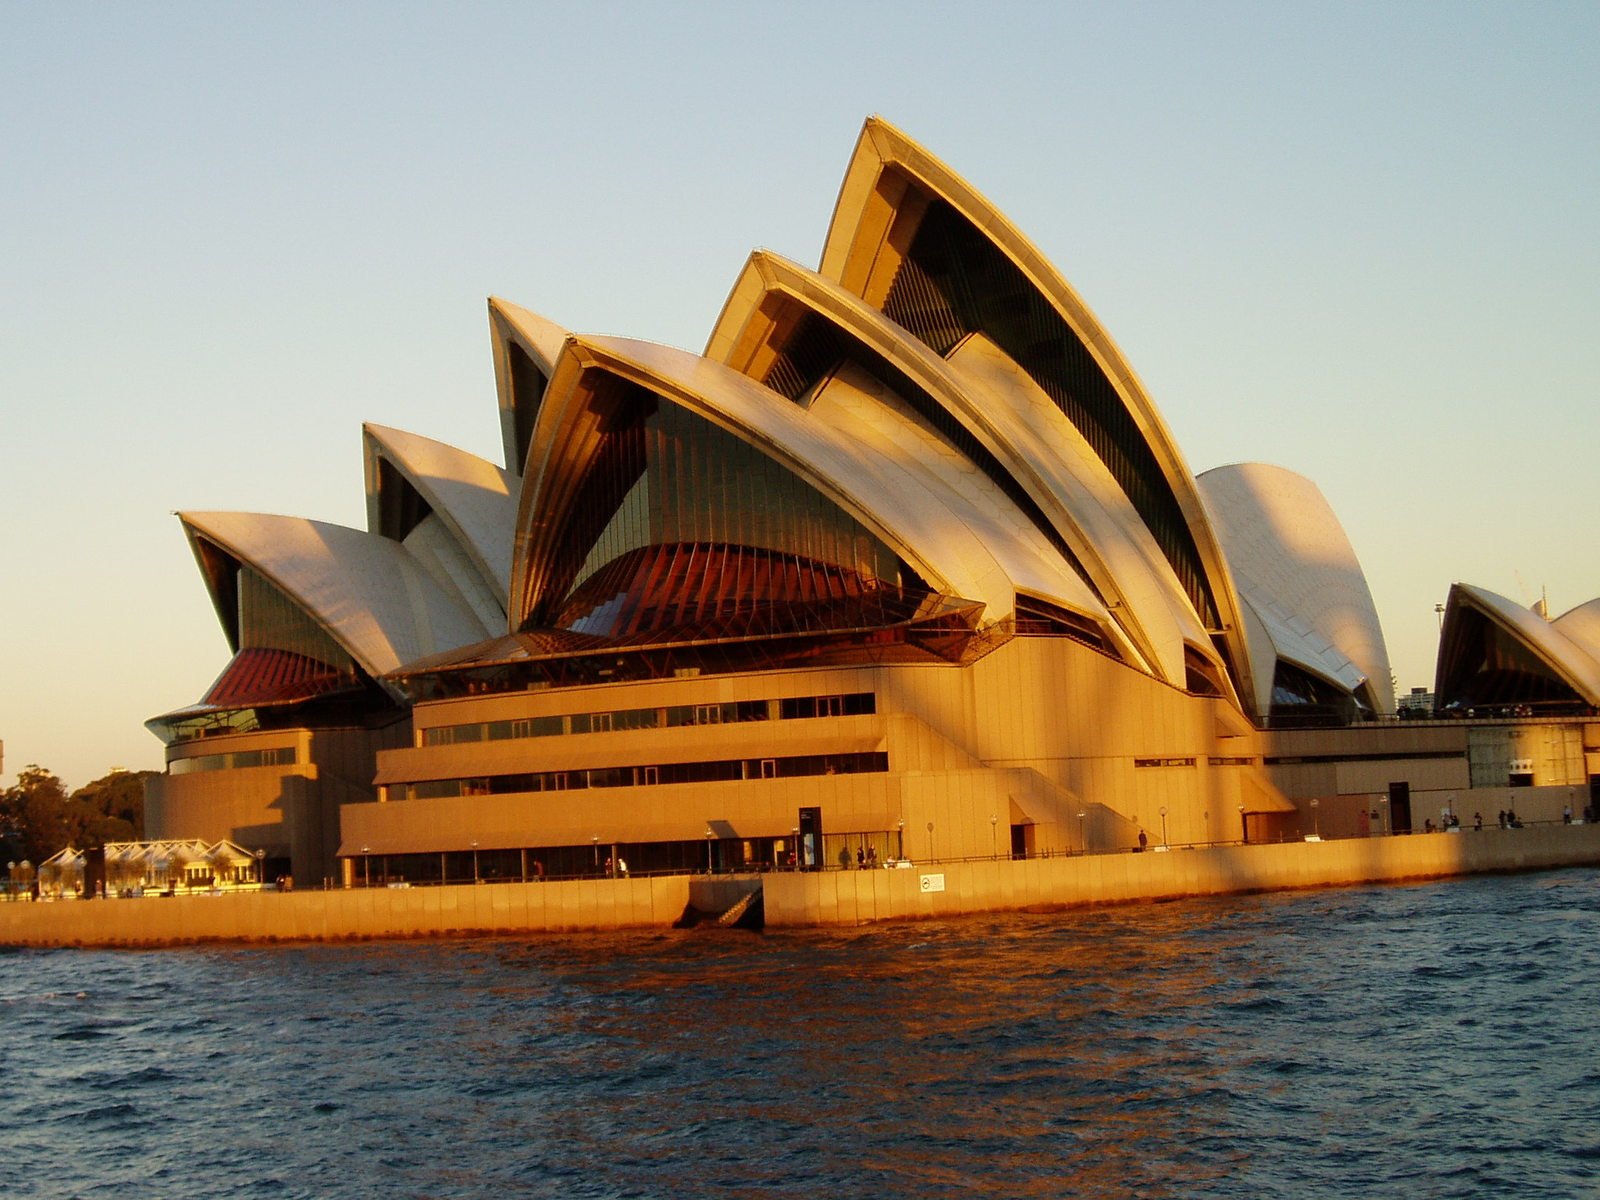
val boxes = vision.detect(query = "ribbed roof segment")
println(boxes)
[1198,463,1393,715]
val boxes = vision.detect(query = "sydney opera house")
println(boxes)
[144,118,1600,888]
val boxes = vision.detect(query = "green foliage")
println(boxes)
[0,765,155,864]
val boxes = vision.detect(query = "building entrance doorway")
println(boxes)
[797,806,822,870]
[1388,782,1412,834]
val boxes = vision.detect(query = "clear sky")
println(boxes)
[3,1,1596,790]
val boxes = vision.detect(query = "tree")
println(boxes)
[0,766,156,866]
[0,766,71,865]
[69,769,150,846]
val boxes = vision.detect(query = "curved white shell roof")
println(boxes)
[816,115,1257,707]
[1553,597,1600,663]
[1443,583,1600,705]
[515,334,1023,628]
[181,511,496,678]
[489,298,569,474]
[363,423,519,616]
[1197,463,1394,714]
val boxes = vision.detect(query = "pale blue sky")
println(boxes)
[3,1,1596,788]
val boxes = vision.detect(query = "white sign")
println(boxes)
[920,873,946,893]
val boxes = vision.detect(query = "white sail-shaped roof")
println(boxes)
[181,511,496,678]
[363,424,519,621]
[489,298,569,475]
[1553,597,1600,663]
[513,334,1021,628]
[1197,463,1393,715]
[1439,583,1600,707]
[816,114,1257,710]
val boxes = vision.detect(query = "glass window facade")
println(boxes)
[541,392,906,638]
[170,746,298,775]
[238,566,354,673]
[419,691,874,747]
[388,751,888,803]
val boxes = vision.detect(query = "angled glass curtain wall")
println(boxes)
[1436,607,1588,713]
[238,566,358,678]
[547,391,908,639]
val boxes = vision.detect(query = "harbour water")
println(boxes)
[5,870,1599,1198]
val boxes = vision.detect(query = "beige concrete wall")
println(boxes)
[7,827,1597,947]
[763,823,1600,926]
[0,875,692,947]
[148,722,408,883]
[374,639,1292,863]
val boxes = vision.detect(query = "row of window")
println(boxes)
[387,751,888,803]
[169,746,298,775]
[1133,757,1197,769]
[419,691,876,747]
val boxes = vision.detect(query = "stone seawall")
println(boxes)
[0,875,692,948]
[761,824,1600,926]
[3,826,1597,947]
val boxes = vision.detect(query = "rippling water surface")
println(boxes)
[6,870,1600,1198]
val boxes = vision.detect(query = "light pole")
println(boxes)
[471,841,480,883]
[1078,811,1086,855]
[1159,806,1168,848]
[791,827,799,870]
[1310,798,1320,838]
[1237,805,1246,844]
[592,835,599,872]
[705,827,714,874]
[990,814,997,859]
[926,821,935,862]
[896,819,905,861]
[361,846,370,888]
[254,848,265,888]
[1379,795,1389,835]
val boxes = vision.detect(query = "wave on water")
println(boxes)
[4,870,1600,1198]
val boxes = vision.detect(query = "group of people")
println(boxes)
[853,846,879,869]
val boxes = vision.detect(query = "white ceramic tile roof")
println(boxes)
[817,115,1257,705]
[488,298,570,472]
[516,334,1025,626]
[363,423,519,613]
[181,511,496,677]
[945,334,1215,688]
[705,252,1215,683]
[1553,597,1600,663]
[1449,583,1600,705]
[807,362,1113,631]
[1197,463,1393,714]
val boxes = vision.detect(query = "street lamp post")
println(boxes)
[1077,811,1086,854]
[254,848,265,888]
[926,821,935,862]
[896,819,905,861]
[1237,805,1247,844]
[1159,806,1168,848]
[705,827,714,874]
[471,841,480,883]
[990,814,998,859]
[592,836,599,872]
[1310,798,1320,837]
[361,846,370,888]
[791,827,799,870]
